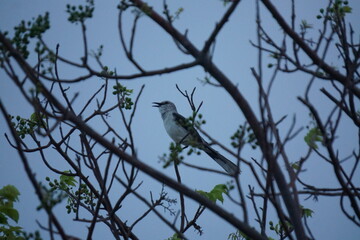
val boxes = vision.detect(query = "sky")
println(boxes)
[1,0,360,239]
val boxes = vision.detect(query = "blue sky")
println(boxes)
[1,0,360,239]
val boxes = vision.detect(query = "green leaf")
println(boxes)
[210,184,228,203]
[60,172,77,187]
[342,6,352,13]
[196,184,228,204]
[303,208,314,218]
[29,112,47,128]
[0,205,19,223]
[196,190,211,200]
[0,185,20,202]
[291,161,300,170]
[0,212,8,224]
[304,127,323,149]
[301,205,314,218]
[227,230,251,240]
[165,233,182,240]
[0,225,23,239]
[8,225,23,233]
[300,20,313,29]
[30,112,40,122]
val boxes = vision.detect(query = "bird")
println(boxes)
[153,101,239,175]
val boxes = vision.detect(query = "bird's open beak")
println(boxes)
[152,102,161,107]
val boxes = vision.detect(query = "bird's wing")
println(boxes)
[172,112,203,146]
[172,113,239,175]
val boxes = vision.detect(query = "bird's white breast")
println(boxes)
[163,114,188,143]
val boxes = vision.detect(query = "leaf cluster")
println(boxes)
[36,183,67,211]
[228,230,251,240]
[66,0,94,24]
[0,185,20,225]
[230,125,258,150]
[0,186,43,240]
[159,142,184,169]
[0,185,21,240]
[8,113,46,139]
[112,82,134,110]
[66,183,96,214]
[193,113,206,128]
[268,207,312,239]
[165,233,182,240]
[0,13,50,60]
[269,220,292,238]
[46,173,96,214]
[317,0,352,20]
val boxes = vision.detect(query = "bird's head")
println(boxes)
[153,101,177,115]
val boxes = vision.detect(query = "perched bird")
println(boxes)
[153,101,239,175]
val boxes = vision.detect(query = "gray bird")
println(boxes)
[153,101,239,175]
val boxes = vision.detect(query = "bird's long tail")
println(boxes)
[202,144,239,175]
